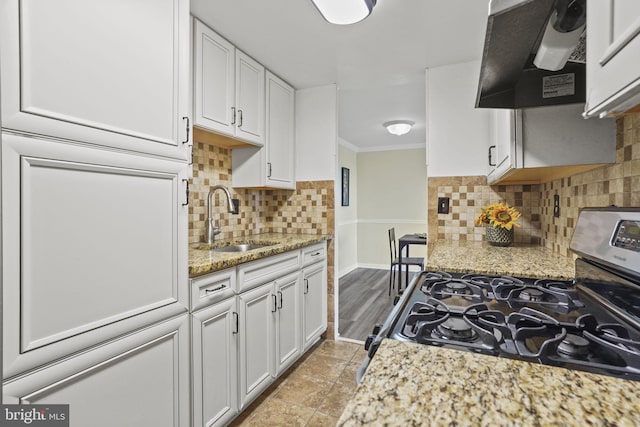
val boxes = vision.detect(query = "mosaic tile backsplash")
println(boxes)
[428,177,542,245]
[189,142,334,243]
[540,113,640,256]
[429,113,640,257]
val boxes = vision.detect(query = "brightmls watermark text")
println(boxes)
[0,405,68,426]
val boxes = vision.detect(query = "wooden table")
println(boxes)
[397,234,427,292]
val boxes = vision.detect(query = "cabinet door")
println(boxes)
[193,19,236,137]
[235,51,265,146]
[238,283,274,408]
[274,272,301,376]
[302,262,328,350]
[487,109,518,184]
[2,134,189,379]
[265,71,295,189]
[0,0,191,160]
[584,0,640,117]
[192,298,238,427]
[3,315,191,427]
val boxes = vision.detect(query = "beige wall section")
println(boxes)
[357,148,427,269]
[337,142,358,277]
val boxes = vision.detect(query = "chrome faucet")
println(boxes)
[206,185,235,244]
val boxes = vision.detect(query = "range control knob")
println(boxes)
[364,324,383,351]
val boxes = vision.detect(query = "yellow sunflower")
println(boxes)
[475,202,521,230]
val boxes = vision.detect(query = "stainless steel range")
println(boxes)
[359,207,640,382]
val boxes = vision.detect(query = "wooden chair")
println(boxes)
[388,227,424,295]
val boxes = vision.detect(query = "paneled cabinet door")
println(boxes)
[231,71,294,189]
[0,0,191,160]
[193,19,264,146]
[266,71,295,188]
[238,283,275,409]
[302,262,328,351]
[192,297,238,427]
[487,109,516,183]
[584,0,640,117]
[1,133,189,379]
[2,314,191,427]
[274,272,301,376]
[193,19,236,137]
[235,51,265,145]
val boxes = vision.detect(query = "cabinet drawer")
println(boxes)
[3,314,190,427]
[237,251,301,293]
[302,243,326,267]
[190,268,236,311]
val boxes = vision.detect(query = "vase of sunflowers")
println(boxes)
[475,202,521,247]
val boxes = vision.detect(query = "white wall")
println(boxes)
[356,148,427,269]
[426,60,490,177]
[295,84,338,181]
[337,141,358,277]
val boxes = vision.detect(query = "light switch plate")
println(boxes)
[438,197,450,214]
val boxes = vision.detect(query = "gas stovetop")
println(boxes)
[384,271,640,381]
[361,208,640,383]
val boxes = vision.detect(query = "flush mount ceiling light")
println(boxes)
[310,0,377,25]
[383,120,414,136]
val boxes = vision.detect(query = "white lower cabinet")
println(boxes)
[274,271,302,376]
[190,243,327,422]
[2,314,191,427]
[192,297,238,427]
[302,246,328,351]
[238,283,275,409]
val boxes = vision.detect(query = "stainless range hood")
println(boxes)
[476,0,587,109]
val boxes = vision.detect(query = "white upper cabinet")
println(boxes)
[193,19,264,146]
[235,52,265,144]
[487,109,517,182]
[0,0,191,161]
[584,0,640,118]
[232,71,295,189]
[193,19,236,137]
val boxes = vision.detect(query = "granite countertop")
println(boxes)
[338,340,640,426]
[189,233,331,278]
[426,241,575,280]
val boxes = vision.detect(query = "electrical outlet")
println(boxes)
[437,197,450,214]
[553,194,560,218]
[231,199,239,214]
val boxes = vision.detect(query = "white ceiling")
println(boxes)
[191,0,490,151]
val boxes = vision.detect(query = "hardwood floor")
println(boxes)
[338,268,416,342]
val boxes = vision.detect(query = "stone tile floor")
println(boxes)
[230,340,366,426]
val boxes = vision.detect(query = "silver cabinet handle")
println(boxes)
[310,252,321,257]
[231,107,236,125]
[182,179,189,206]
[271,294,277,312]
[232,312,239,334]
[277,291,283,309]
[488,145,496,166]
[205,284,225,294]
[238,109,243,127]
[267,162,272,178]
[181,116,190,144]
[304,279,309,294]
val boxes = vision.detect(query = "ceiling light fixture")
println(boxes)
[310,0,377,25]
[384,120,414,136]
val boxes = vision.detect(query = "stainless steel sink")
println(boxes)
[212,243,271,253]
